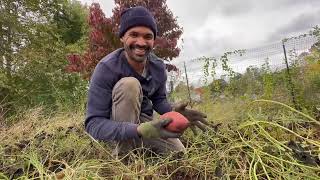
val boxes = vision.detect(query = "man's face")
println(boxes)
[120,26,155,63]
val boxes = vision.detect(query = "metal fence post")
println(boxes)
[282,40,300,110]
[184,61,192,107]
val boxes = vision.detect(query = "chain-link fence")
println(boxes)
[227,35,317,74]
[169,33,320,110]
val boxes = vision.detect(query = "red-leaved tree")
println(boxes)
[66,0,182,79]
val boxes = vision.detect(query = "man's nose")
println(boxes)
[135,37,147,46]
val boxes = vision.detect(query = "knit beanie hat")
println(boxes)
[119,6,157,39]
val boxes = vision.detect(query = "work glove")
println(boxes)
[173,102,209,135]
[137,118,182,139]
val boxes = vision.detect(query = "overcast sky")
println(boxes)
[79,0,320,85]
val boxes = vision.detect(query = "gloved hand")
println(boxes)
[137,118,182,139]
[173,102,209,135]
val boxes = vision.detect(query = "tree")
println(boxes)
[54,0,89,45]
[15,0,89,110]
[0,0,63,79]
[66,0,183,79]
[1,0,57,112]
[0,0,89,116]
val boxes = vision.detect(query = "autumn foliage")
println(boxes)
[66,0,183,79]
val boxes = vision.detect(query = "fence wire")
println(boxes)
[227,35,317,75]
[169,34,320,109]
[174,34,318,86]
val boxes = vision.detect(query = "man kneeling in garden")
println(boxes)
[84,6,208,156]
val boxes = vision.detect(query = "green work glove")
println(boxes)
[137,118,182,139]
[173,102,209,135]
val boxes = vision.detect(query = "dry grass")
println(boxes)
[1,99,320,179]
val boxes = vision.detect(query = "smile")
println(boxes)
[134,48,146,56]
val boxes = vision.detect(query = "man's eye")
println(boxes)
[129,33,138,37]
[144,35,153,40]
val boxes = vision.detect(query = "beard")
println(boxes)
[124,44,152,63]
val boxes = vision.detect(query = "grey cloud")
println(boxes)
[267,10,320,42]
[251,0,320,11]
[181,34,244,63]
[279,0,320,7]
[167,0,213,30]
[219,0,254,16]
[279,12,319,33]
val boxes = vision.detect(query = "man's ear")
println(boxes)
[120,37,124,43]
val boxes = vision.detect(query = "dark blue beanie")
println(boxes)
[119,6,157,39]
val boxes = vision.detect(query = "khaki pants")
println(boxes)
[111,77,185,157]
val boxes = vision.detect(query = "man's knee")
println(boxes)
[142,138,186,155]
[112,77,141,99]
